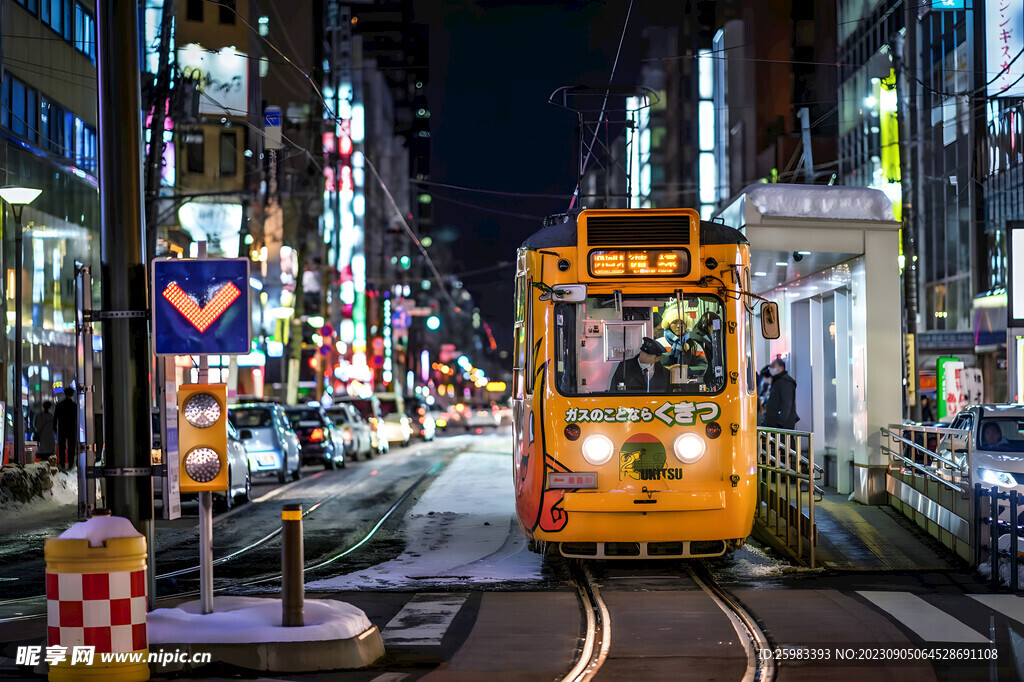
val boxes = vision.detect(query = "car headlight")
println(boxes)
[581,434,614,466]
[673,433,706,464]
[980,468,1018,488]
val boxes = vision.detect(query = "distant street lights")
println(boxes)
[0,186,42,465]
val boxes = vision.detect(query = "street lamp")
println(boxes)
[0,186,42,465]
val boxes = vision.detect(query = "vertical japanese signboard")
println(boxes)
[987,0,1024,97]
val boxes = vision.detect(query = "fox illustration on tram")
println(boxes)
[512,207,779,559]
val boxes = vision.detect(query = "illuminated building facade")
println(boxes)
[0,0,101,432]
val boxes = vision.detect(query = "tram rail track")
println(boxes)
[0,458,448,624]
[562,559,775,682]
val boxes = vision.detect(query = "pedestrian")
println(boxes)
[764,358,799,429]
[54,386,78,469]
[35,401,55,462]
[920,396,935,423]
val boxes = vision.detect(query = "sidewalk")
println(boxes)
[813,492,959,571]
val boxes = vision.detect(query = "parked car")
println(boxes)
[332,395,389,454]
[946,405,1024,490]
[428,407,448,432]
[285,405,345,469]
[377,395,414,447]
[228,403,302,483]
[406,399,436,442]
[326,403,374,460]
[153,416,251,512]
[453,402,501,431]
[218,421,253,510]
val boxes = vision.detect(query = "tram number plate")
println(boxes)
[548,472,598,489]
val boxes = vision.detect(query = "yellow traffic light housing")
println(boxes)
[177,384,229,493]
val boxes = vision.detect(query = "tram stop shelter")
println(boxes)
[717,184,902,504]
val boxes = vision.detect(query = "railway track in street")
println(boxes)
[0,449,455,624]
[563,559,775,682]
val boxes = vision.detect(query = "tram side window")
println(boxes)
[555,293,727,396]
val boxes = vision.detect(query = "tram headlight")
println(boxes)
[673,433,706,464]
[581,434,614,466]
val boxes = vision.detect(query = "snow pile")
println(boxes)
[148,596,371,643]
[726,542,792,578]
[307,448,544,590]
[0,462,77,516]
[743,184,896,222]
[976,559,1024,588]
[59,515,140,547]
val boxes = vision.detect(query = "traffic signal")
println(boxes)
[177,384,229,493]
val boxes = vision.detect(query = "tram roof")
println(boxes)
[522,213,748,250]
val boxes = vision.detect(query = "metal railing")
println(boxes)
[975,484,1024,590]
[880,423,974,563]
[755,427,817,568]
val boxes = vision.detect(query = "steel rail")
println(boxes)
[0,459,448,624]
[689,562,775,682]
[562,561,611,681]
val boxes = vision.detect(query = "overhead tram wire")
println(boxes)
[411,179,572,200]
[568,0,635,211]
[364,156,464,314]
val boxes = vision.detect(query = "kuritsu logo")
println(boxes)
[618,433,684,481]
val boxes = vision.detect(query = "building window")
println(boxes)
[41,0,72,39]
[219,0,236,24]
[185,132,205,173]
[75,4,96,63]
[1,77,9,129]
[220,131,237,176]
[186,0,203,22]
[14,0,39,14]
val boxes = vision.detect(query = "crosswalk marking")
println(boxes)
[382,592,470,646]
[970,594,1024,626]
[857,591,989,643]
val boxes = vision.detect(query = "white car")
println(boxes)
[379,412,414,447]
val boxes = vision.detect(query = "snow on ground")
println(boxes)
[149,596,371,643]
[307,437,544,590]
[0,463,78,523]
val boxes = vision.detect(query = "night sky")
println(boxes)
[415,1,646,351]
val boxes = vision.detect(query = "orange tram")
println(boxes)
[512,208,779,559]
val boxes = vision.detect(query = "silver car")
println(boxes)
[948,404,1024,491]
[229,403,302,484]
[217,422,253,510]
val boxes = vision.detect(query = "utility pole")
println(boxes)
[95,0,153,531]
[143,0,175,263]
[894,30,919,419]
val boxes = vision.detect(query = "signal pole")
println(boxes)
[95,0,153,531]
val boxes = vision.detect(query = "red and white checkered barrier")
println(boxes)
[46,569,147,653]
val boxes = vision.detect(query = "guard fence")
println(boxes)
[755,427,821,568]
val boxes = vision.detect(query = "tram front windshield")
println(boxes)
[554,293,726,396]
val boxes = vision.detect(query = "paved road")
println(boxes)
[3,429,1024,680]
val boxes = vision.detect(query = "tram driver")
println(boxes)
[610,337,669,393]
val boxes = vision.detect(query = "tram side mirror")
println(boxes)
[760,301,781,339]
[550,284,587,302]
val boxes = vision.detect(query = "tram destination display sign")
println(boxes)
[152,258,251,356]
[589,249,690,278]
